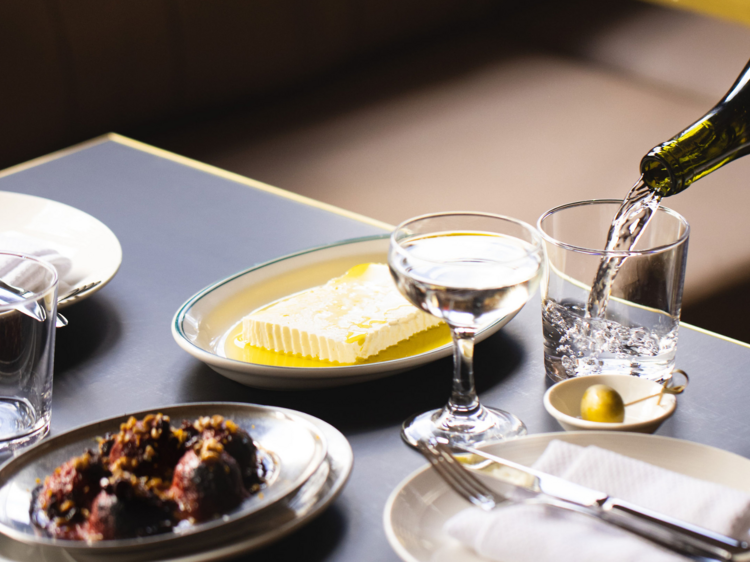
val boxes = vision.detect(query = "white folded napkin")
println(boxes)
[535,440,750,538]
[445,440,750,562]
[0,232,72,291]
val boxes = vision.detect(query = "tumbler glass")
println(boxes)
[0,252,58,453]
[537,200,689,382]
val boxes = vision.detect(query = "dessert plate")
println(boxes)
[384,432,750,562]
[0,407,352,562]
[0,403,327,556]
[0,191,122,308]
[172,235,519,389]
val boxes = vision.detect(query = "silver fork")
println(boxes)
[415,439,500,511]
[58,280,101,304]
[416,439,744,561]
[0,278,68,327]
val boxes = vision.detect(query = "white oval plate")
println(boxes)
[384,432,750,562]
[0,191,122,308]
[0,403,327,555]
[171,235,519,390]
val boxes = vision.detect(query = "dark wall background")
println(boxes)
[0,0,521,169]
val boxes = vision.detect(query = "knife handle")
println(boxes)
[605,498,749,555]
[543,496,735,561]
[597,506,734,561]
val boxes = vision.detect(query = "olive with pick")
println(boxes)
[580,384,625,423]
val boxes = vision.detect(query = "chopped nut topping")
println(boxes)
[199,438,224,462]
[33,412,262,541]
[146,477,163,490]
[121,417,137,431]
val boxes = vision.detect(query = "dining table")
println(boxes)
[0,133,749,562]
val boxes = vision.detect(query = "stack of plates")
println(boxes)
[0,403,353,562]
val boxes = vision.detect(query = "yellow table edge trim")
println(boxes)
[0,133,394,233]
[680,321,750,349]
[108,134,394,232]
[1,134,748,349]
[0,135,112,180]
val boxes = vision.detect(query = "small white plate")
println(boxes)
[171,235,518,390]
[384,432,750,562]
[0,191,122,308]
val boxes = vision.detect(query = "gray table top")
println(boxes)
[1,135,748,561]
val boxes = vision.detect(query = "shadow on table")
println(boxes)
[232,505,347,562]
[177,329,525,434]
[53,296,123,374]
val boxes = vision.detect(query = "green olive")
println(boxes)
[580,384,625,423]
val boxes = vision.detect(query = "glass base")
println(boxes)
[401,404,526,449]
[0,403,50,457]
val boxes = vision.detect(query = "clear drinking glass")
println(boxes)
[0,252,58,453]
[389,212,544,447]
[537,200,689,383]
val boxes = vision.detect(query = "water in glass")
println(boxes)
[390,213,543,448]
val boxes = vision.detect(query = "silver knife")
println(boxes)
[454,444,750,561]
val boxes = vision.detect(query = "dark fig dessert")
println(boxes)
[31,414,266,541]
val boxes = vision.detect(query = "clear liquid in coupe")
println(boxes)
[391,213,544,447]
[389,233,542,331]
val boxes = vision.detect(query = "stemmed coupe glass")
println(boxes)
[388,212,544,447]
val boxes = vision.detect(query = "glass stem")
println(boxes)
[448,327,480,416]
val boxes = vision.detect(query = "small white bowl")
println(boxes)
[543,374,677,434]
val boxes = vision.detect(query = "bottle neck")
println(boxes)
[641,59,750,197]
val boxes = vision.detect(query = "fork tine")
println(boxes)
[421,443,482,501]
[58,280,101,303]
[416,440,498,511]
[427,444,499,511]
[432,442,501,506]
[416,441,485,508]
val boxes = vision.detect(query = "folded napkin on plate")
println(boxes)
[0,233,72,290]
[445,440,750,562]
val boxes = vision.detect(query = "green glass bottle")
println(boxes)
[641,59,750,196]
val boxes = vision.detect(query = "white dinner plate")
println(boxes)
[0,191,122,308]
[171,235,519,390]
[0,406,352,562]
[384,432,750,562]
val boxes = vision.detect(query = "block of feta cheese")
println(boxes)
[241,263,443,363]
